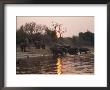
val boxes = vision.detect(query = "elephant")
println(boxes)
[34,41,41,49]
[78,48,90,54]
[50,47,66,56]
[20,42,27,52]
[34,41,45,49]
[68,47,78,55]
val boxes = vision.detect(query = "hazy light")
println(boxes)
[17,16,94,37]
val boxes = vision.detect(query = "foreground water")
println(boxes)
[16,53,94,74]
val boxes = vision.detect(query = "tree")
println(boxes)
[72,36,79,45]
[23,22,36,34]
[45,28,58,43]
[52,22,66,38]
[17,22,49,43]
[72,31,94,46]
[16,26,27,45]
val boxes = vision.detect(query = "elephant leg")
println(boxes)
[21,47,23,52]
[85,51,87,54]
[24,47,26,52]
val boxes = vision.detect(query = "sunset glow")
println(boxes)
[56,58,62,75]
[16,16,94,37]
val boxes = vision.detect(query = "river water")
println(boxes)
[16,53,94,74]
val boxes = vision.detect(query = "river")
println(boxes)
[16,53,94,74]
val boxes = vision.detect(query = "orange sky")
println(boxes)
[16,16,94,37]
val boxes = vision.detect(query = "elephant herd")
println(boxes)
[50,46,90,56]
[19,41,45,52]
[34,41,45,49]
[19,41,90,57]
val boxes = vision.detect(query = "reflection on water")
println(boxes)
[56,58,62,75]
[16,54,94,74]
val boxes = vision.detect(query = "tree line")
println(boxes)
[16,22,94,48]
[72,31,94,47]
[16,22,58,46]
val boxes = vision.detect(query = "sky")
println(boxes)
[16,16,94,37]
